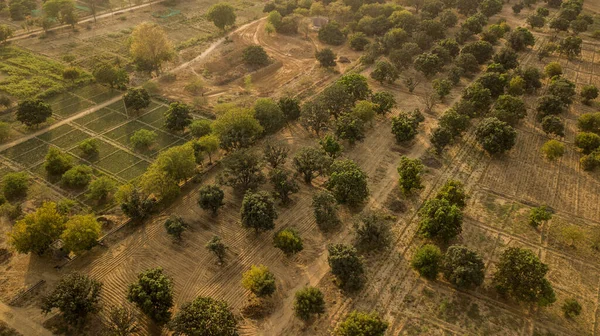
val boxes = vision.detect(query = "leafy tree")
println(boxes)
[206,235,227,263]
[130,23,173,74]
[353,210,392,250]
[320,82,354,119]
[559,36,582,59]
[320,134,343,158]
[419,198,463,242]
[442,245,485,288]
[2,172,28,200]
[43,0,76,27]
[195,185,224,217]
[294,286,325,320]
[391,113,419,143]
[293,146,331,183]
[313,191,341,231]
[349,32,370,51]
[456,0,479,15]
[335,311,388,336]
[455,53,479,75]
[220,150,265,191]
[254,98,285,134]
[119,187,156,222]
[87,177,117,203]
[61,165,93,189]
[411,244,442,280]
[435,179,467,208]
[382,27,409,51]
[315,48,336,68]
[327,243,364,290]
[61,215,101,253]
[169,296,237,335]
[278,96,301,121]
[493,48,519,70]
[549,17,570,32]
[189,120,212,139]
[336,73,371,103]
[300,98,329,135]
[462,15,484,34]
[541,115,565,137]
[124,88,150,113]
[541,140,565,161]
[432,79,452,101]
[16,99,52,127]
[491,95,526,126]
[570,18,588,33]
[153,144,196,182]
[476,72,506,98]
[273,228,303,255]
[164,102,192,132]
[548,77,576,105]
[562,299,582,318]
[164,216,187,241]
[507,76,526,96]
[371,91,396,115]
[529,205,552,227]
[318,21,345,45]
[390,10,419,32]
[93,63,128,88]
[44,147,73,176]
[240,190,277,233]
[9,202,65,255]
[439,110,469,137]
[242,265,276,297]
[439,9,458,27]
[77,138,99,157]
[0,24,13,44]
[511,2,524,13]
[461,41,494,64]
[536,95,566,119]
[212,107,263,151]
[527,14,545,29]
[335,113,365,144]
[127,267,174,324]
[475,117,517,155]
[397,156,423,194]
[106,306,139,336]
[326,159,369,206]
[62,67,79,83]
[207,3,236,30]
[480,0,502,16]
[41,273,102,325]
[242,45,270,67]
[269,168,299,204]
[413,53,443,78]
[371,60,399,84]
[130,129,157,149]
[493,247,556,306]
[575,132,600,154]
[581,85,599,105]
[578,112,600,133]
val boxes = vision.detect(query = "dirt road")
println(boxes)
[0,302,53,336]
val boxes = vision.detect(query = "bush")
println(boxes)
[529,205,552,227]
[544,61,562,78]
[335,311,388,336]
[411,244,442,280]
[328,243,364,290]
[44,147,73,176]
[242,45,270,67]
[242,265,276,297]
[541,140,565,161]
[318,21,345,45]
[315,48,336,68]
[273,228,303,255]
[562,299,582,318]
[578,112,600,134]
[189,119,212,138]
[541,116,565,137]
[0,121,10,143]
[581,85,599,105]
[294,287,325,320]
[61,165,93,188]
[164,216,187,241]
[78,138,99,157]
[442,245,484,288]
[2,172,29,199]
[130,129,157,149]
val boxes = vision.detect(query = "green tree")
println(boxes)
[41,273,102,325]
[313,191,341,231]
[541,140,565,161]
[127,267,174,324]
[243,45,269,67]
[507,76,525,95]
[461,41,494,64]
[353,210,392,250]
[130,129,157,149]
[78,138,99,157]
[207,3,236,30]
[493,247,556,306]
[527,14,545,29]
[318,21,345,45]
[2,172,28,200]
[169,296,238,335]
[119,187,156,222]
[220,150,265,191]
[0,24,13,44]
[575,132,600,154]
[326,159,369,206]
[548,77,576,105]
[300,98,330,135]
[105,306,139,336]
[391,112,420,143]
[189,119,212,138]
[16,99,52,127]
[349,32,369,51]
[559,36,582,59]
[335,311,388,336]
[164,102,192,132]
[320,134,343,158]
[164,216,187,241]
[273,228,303,255]
[9,202,65,255]
[328,243,364,290]
[254,98,285,134]
[442,245,484,288]
[294,286,325,320]
[371,91,396,115]
[544,62,562,78]
[529,205,552,227]
[315,48,336,67]
[61,214,101,253]
[212,107,263,151]
[371,60,399,84]
[507,27,535,51]
[242,265,276,297]
[419,198,463,242]
[240,190,277,233]
[269,168,299,204]
[578,112,600,133]
[413,53,442,77]
[475,117,517,155]
[463,83,493,115]
[196,134,219,163]
[93,63,128,88]
[491,95,526,126]
[536,95,566,120]
[61,165,93,189]
[44,147,73,176]
[262,142,288,169]
[435,179,467,208]
[562,299,582,318]
[124,88,151,113]
[476,72,506,98]
[87,177,117,203]
[278,96,301,121]
[439,110,469,136]
[411,244,442,280]
[130,23,173,74]
[335,113,365,144]
[541,115,565,137]
[432,79,452,100]
[581,85,599,105]
[397,156,423,194]
[198,184,225,215]
[62,67,79,83]
[293,146,331,183]
[206,235,227,263]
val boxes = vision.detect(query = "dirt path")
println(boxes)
[0,302,53,336]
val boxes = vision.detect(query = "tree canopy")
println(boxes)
[169,296,237,335]
[207,3,236,30]
[127,267,174,324]
[41,273,102,325]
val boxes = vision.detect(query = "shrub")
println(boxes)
[242,265,276,297]
[2,172,29,199]
[411,244,442,280]
[541,116,565,137]
[575,132,600,154]
[61,165,93,188]
[349,32,369,51]
[294,287,325,320]
[130,129,157,149]
[44,147,73,176]
[353,210,392,250]
[326,159,369,206]
[541,140,565,161]
[315,48,336,67]
[242,45,270,67]
[335,311,388,336]
[562,299,582,318]
[273,228,303,255]
[78,138,99,157]
[529,205,552,227]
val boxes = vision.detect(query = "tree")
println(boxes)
[537,95,566,119]
[439,9,458,27]
[164,102,192,132]
[105,306,139,336]
[164,216,187,241]
[213,107,263,151]
[130,23,173,74]
[491,95,526,126]
[221,150,265,191]
[527,14,545,29]
[541,140,565,161]
[455,53,479,76]
[300,99,330,135]
[78,138,98,157]
[127,267,174,324]
[293,146,331,183]
[9,202,64,255]
[43,0,76,27]
[529,205,552,227]
[507,27,535,51]
[269,168,299,204]
[242,45,270,68]
[461,41,494,64]
[44,147,73,176]
[294,286,325,320]
[562,299,582,318]
[548,77,576,105]
[335,311,388,336]
[129,129,157,150]
[419,198,463,242]
[397,156,423,194]
[476,72,506,98]
[442,245,484,289]
[62,67,79,83]
[382,28,408,51]
[195,134,219,164]
[326,159,369,206]
[353,210,391,250]
[254,98,285,134]
[169,297,237,336]
[278,96,301,121]
[123,88,150,113]
[349,32,369,51]
[511,2,524,13]
[570,18,588,33]
[313,191,341,231]
[93,63,129,88]
[559,36,582,59]
[493,48,519,70]
[320,134,343,158]
[61,165,93,189]
[273,228,303,255]
[321,82,355,118]
[391,113,419,143]
[508,76,526,96]
[41,273,102,325]
[207,3,236,30]
[2,172,28,200]
[327,244,364,290]
[411,244,442,280]
[240,190,277,233]
[315,48,336,68]
[432,79,452,101]
[87,177,117,203]
[462,15,484,34]
[335,113,365,144]
[0,24,13,44]
[581,85,599,105]
[371,60,399,84]
[578,112,600,133]
[206,235,227,263]
[575,132,600,154]
[261,143,287,169]
[475,117,517,155]
[242,265,276,297]
[61,215,101,253]
[118,187,156,222]
[549,17,570,32]
[152,144,196,183]
[371,91,396,115]
[189,119,212,138]
[436,179,467,208]
[439,110,469,136]
[413,53,442,77]
[318,21,345,45]
[198,184,225,215]
[541,115,565,137]
[16,99,52,127]
[493,247,556,306]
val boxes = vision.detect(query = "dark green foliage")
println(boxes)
[349,32,370,51]
[491,95,526,125]
[493,48,519,69]
[321,82,354,119]
[61,165,93,189]
[198,184,225,215]
[562,299,582,318]
[541,115,565,137]
[164,102,192,132]
[254,98,285,134]
[570,18,589,33]
[335,311,388,336]
[243,45,270,67]
[475,117,517,155]
[391,111,421,143]
[315,48,336,67]
[105,307,139,336]
[93,63,128,88]
[439,9,458,27]
[169,296,237,335]
[312,191,341,231]
[78,138,99,157]
[370,91,396,115]
[455,53,479,75]
[419,198,463,242]
[164,216,187,241]
[269,168,299,204]
[273,228,303,255]
[435,179,467,208]
[123,88,150,112]
[120,188,156,222]
[397,156,423,194]
[382,28,409,51]
[536,95,567,119]
[206,235,227,262]
[327,243,364,290]
[242,265,276,297]
[507,27,535,51]
[432,79,453,100]
[461,41,494,64]
[463,83,493,115]
[87,177,116,203]
[462,15,484,34]
[430,126,454,153]
[413,52,443,77]
[577,112,600,134]
[278,96,301,120]
[493,247,556,306]
[457,0,481,16]
[41,273,102,325]
[44,147,73,176]
[548,77,576,105]
[207,3,236,29]
[550,17,569,32]
[220,150,265,191]
[559,36,582,59]
[442,245,485,288]
[128,267,174,324]
[2,172,29,200]
[240,190,277,233]
[320,134,343,158]
[512,2,524,13]
[337,73,372,102]
[294,287,325,320]
[581,85,599,105]
[411,244,442,280]
[575,132,600,154]
[318,21,345,45]
[293,146,332,183]
[439,109,470,136]
[263,142,288,168]
[16,99,52,127]
[371,60,399,84]
[480,0,502,16]
[476,72,506,98]
[529,205,552,227]
[335,113,365,144]
[353,210,392,250]
[326,159,369,206]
